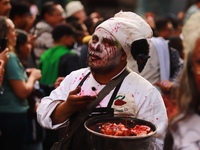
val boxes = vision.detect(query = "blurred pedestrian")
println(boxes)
[0,16,41,150]
[164,11,200,150]
[0,0,12,17]
[32,1,66,65]
[65,1,87,23]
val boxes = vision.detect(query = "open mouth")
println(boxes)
[91,55,100,60]
[89,52,101,60]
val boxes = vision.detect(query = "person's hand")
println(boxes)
[0,48,9,64]
[155,80,174,94]
[51,86,97,124]
[0,60,5,86]
[65,86,97,112]
[26,68,42,81]
[54,77,65,89]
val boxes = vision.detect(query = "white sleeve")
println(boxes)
[36,75,73,129]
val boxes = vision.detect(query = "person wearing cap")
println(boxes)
[32,2,66,65]
[65,1,87,23]
[37,11,168,150]
[37,23,81,96]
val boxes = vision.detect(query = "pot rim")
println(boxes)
[84,116,158,139]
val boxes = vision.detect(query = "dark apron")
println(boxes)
[68,72,123,150]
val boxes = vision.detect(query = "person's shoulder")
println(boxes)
[8,52,18,61]
[35,21,53,36]
[60,50,78,59]
[8,52,16,57]
[36,21,52,29]
[40,47,53,59]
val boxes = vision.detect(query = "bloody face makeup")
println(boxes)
[88,28,123,71]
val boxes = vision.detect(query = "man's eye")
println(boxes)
[103,39,114,46]
[104,42,110,46]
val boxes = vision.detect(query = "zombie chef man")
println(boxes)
[37,11,168,150]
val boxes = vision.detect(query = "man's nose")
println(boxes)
[93,43,101,52]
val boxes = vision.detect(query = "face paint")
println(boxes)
[115,40,119,49]
[88,28,123,71]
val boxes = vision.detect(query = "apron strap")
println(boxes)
[77,71,91,87]
[107,80,123,108]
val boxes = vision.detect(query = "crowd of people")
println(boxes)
[0,0,200,150]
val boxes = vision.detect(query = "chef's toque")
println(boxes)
[96,11,153,57]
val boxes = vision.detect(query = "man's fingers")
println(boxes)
[70,95,97,103]
[69,86,81,95]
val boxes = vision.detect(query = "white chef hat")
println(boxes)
[96,11,153,57]
[65,1,84,17]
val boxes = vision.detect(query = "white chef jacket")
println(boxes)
[37,67,168,150]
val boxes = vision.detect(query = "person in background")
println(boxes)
[10,1,30,31]
[0,0,12,17]
[153,18,184,94]
[37,11,168,150]
[38,23,81,95]
[37,23,81,150]
[0,59,5,87]
[183,0,200,25]
[0,48,9,90]
[65,1,87,23]
[32,1,66,65]
[89,11,102,24]
[164,11,200,150]
[0,16,41,150]
[144,12,157,37]
[66,16,89,56]
[128,18,183,93]
[15,29,44,150]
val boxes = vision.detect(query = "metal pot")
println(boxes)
[84,116,157,150]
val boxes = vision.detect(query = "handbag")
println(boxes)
[50,68,131,150]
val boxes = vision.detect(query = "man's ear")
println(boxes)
[121,50,127,60]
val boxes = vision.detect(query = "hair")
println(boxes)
[40,1,56,20]
[52,23,74,42]
[131,39,150,72]
[169,51,200,123]
[169,12,200,124]
[0,16,9,39]
[15,29,28,54]
[131,39,149,60]
[9,1,30,20]
[155,18,170,31]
